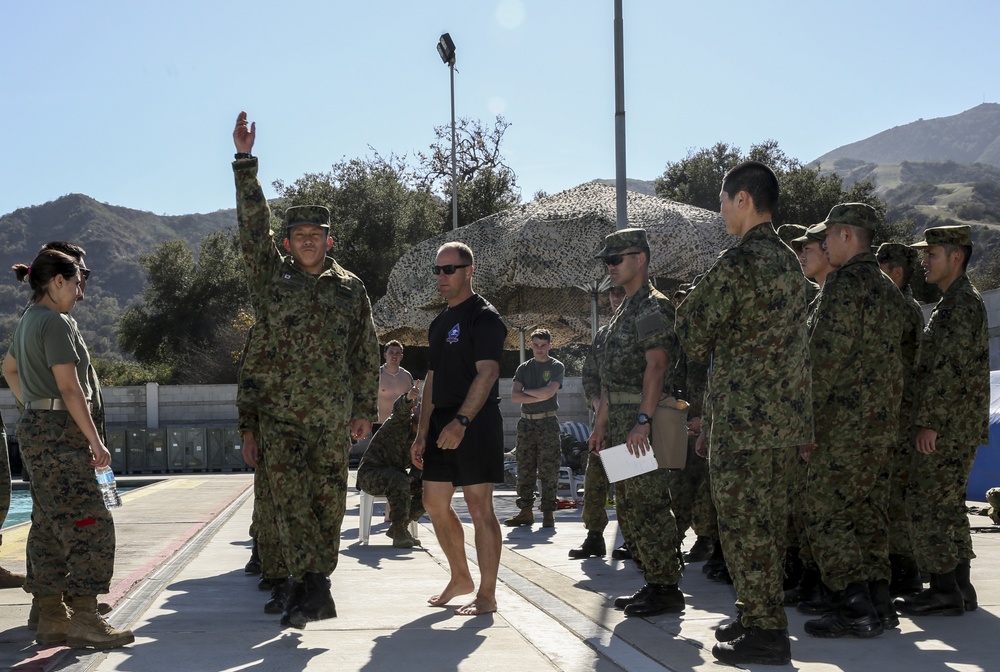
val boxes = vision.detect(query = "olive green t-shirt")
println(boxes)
[8,305,92,403]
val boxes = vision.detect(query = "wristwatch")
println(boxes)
[636,413,651,426]
[455,414,471,427]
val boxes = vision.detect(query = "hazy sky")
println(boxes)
[2,0,997,217]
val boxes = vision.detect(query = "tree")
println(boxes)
[273,151,442,301]
[416,116,521,227]
[118,229,250,384]
[654,142,742,211]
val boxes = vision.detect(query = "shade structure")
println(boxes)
[373,182,735,348]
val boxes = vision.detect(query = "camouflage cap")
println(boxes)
[876,242,919,267]
[809,202,880,235]
[910,225,973,249]
[776,224,808,245]
[285,205,331,232]
[794,226,829,246]
[594,227,650,258]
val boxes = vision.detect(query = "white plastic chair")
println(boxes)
[358,490,420,545]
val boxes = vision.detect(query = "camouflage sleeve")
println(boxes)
[233,158,282,298]
[684,359,709,418]
[808,272,862,415]
[674,253,740,363]
[237,406,259,435]
[913,297,985,433]
[367,393,413,470]
[581,337,601,403]
[348,282,381,422]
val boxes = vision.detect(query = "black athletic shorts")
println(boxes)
[421,405,504,486]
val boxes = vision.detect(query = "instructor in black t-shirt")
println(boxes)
[411,241,508,616]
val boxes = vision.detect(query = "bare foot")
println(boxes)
[455,597,497,616]
[427,578,475,606]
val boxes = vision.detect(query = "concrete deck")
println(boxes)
[2,473,998,671]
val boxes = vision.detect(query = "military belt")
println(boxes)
[25,398,92,412]
[607,391,643,405]
[521,410,558,420]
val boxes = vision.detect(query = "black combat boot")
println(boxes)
[568,531,606,559]
[712,626,792,666]
[888,553,923,596]
[796,574,837,615]
[611,543,633,560]
[703,539,725,575]
[782,547,804,592]
[622,583,685,617]
[244,539,262,575]
[286,572,337,629]
[683,535,713,563]
[785,565,822,605]
[955,559,977,611]
[264,578,290,614]
[869,579,899,629]
[279,579,306,627]
[804,581,883,638]
[894,570,965,617]
[613,583,652,609]
[715,610,746,643]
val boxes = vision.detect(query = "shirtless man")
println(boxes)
[377,341,415,429]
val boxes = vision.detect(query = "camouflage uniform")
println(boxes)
[666,357,712,539]
[234,157,380,580]
[600,280,683,587]
[580,325,610,533]
[675,222,814,631]
[804,250,905,590]
[513,356,565,513]
[908,271,989,574]
[356,392,424,526]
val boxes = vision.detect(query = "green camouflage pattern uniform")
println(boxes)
[234,157,380,580]
[803,250,906,590]
[356,392,424,525]
[513,356,565,513]
[666,357,714,540]
[581,325,611,533]
[675,222,814,631]
[600,280,683,587]
[908,271,989,573]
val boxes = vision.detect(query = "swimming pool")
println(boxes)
[3,488,134,529]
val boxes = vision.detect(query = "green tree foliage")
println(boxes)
[416,116,521,227]
[117,229,249,384]
[272,152,442,301]
[654,142,742,211]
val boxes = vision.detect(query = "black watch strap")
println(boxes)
[455,414,470,427]
[234,152,253,160]
[637,413,651,425]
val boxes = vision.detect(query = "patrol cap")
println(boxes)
[594,227,650,258]
[807,202,880,236]
[285,205,331,233]
[876,242,919,267]
[792,227,828,247]
[776,224,807,245]
[910,225,973,249]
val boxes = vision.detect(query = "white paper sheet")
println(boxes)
[598,442,660,483]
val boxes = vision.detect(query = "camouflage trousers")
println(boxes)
[16,411,115,596]
[906,437,978,574]
[666,438,714,540]
[887,438,915,556]
[710,442,788,630]
[581,450,609,533]
[1,430,9,547]
[787,446,811,563]
[258,414,350,580]
[608,405,682,586]
[804,441,891,591]
[251,444,288,580]
[356,466,424,526]
[514,417,562,513]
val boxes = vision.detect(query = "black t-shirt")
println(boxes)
[428,294,507,409]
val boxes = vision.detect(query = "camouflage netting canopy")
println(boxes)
[373,182,735,348]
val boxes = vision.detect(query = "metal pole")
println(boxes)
[450,63,458,230]
[613,0,627,230]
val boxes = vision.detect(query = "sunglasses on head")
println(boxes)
[432,264,470,275]
[602,251,642,266]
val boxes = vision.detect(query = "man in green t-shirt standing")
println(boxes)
[505,329,565,529]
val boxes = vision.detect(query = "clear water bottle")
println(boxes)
[95,466,122,510]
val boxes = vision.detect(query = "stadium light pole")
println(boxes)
[437,32,458,230]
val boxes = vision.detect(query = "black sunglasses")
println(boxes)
[602,251,642,266]
[432,264,470,275]
[79,268,91,280]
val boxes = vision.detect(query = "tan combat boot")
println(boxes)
[503,508,535,527]
[67,595,135,649]
[389,523,417,549]
[542,511,555,528]
[35,594,71,645]
[0,564,26,589]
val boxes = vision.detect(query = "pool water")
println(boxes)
[3,488,134,529]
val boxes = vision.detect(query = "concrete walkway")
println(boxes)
[2,473,998,671]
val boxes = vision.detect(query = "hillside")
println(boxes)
[0,195,236,359]
[814,103,1000,167]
